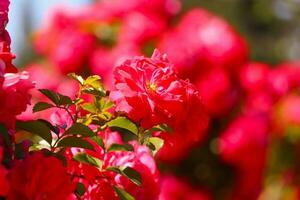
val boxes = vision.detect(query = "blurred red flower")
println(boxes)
[0,72,34,128]
[159,175,211,200]
[7,153,75,200]
[218,114,269,200]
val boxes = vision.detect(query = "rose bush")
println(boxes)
[1,0,300,199]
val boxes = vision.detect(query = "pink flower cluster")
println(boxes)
[64,132,160,200]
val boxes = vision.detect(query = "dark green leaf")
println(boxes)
[14,143,26,159]
[16,120,52,145]
[58,94,73,105]
[73,153,102,168]
[76,183,86,196]
[107,117,138,136]
[38,89,72,106]
[113,186,135,200]
[0,124,12,148]
[33,102,54,113]
[64,123,95,137]
[56,137,95,151]
[122,167,142,186]
[107,143,134,152]
[39,89,60,105]
[37,119,60,135]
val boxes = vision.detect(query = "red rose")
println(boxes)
[239,62,270,92]
[156,87,209,163]
[8,153,75,200]
[0,164,8,197]
[103,141,160,200]
[159,8,248,81]
[97,0,181,18]
[0,72,34,128]
[267,62,300,97]
[111,49,182,127]
[159,175,211,200]
[0,42,17,74]
[0,147,9,197]
[196,68,239,117]
[118,12,167,45]
[111,50,209,162]
[33,8,96,75]
[273,93,300,136]
[72,138,160,200]
[218,114,269,200]
[111,49,202,127]
[90,44,140,89]
[0,0,9,34]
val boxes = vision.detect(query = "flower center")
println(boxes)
[147,82,157,92]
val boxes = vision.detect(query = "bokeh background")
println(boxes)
[8,0,300,66]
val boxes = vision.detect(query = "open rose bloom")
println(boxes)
[1,0,300,199]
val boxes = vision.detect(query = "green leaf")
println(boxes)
[122,167,142,186]
[147,124,172,134]
[99,98,114,111]
[56,137,95,151]
[84,75,102,90]
[82,88,106,97]
[14,143,25,159]
[90,136,104,149]
[76,183,86,196]
[58,94,73,105]
[39,89,60,105]
[38,89,73,106]
[16,120,52,145]
[113,186,135,200]
[82,75,106,98]
[147,137,164,155]
[73,153,103,168]
[37,119,60,135]
[107,143,134,152]
[64,123,95,137]
[68,73,84,86]
[107,117,138,136]
[106,166,141,186]
[106,166,122,174]
[33,102,54,113]
[0,124,12,148]
[81,103,97,113]
[74,98,84,105]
